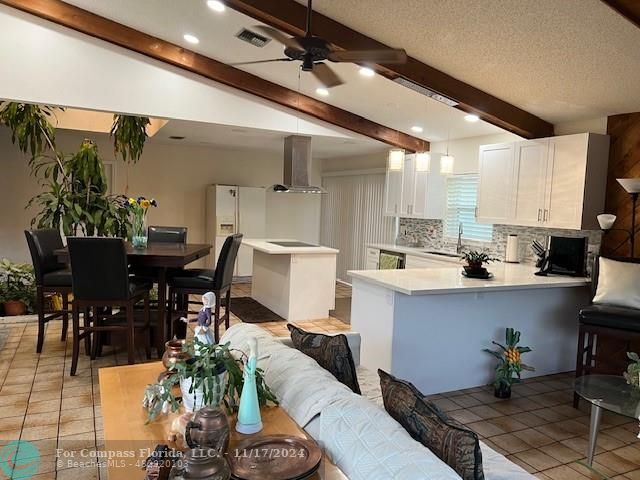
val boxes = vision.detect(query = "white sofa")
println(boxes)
[221,324,534,480]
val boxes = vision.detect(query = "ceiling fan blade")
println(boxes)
[312,62,344,88]
[230,58,294,66]
[328,48,408,64]
[253,25,303,51]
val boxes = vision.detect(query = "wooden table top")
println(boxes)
[99,362,347,480]
[55,242,211,268]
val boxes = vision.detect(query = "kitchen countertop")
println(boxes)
[367,243,462,263]
[243,239,339,255]
[348,263,589,296]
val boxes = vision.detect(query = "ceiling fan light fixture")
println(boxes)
[359,67,375,77]
[206,0,225,12]
[183,33,200,44]
[315,87,329,97]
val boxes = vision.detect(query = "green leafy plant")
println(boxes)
[624,352,640,389]
[110,114,150,164]
[143,339,278,423]
[483,328,534,389]
[0,259,36,312]
[462,250,499,269]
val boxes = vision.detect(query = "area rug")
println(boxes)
[229,297,285,323]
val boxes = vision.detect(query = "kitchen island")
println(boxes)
[243,239,338,321]
[348,263,591,395]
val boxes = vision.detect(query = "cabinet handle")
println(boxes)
[544,209,548,222]
[538,208,542,222]
[395,204,398,214]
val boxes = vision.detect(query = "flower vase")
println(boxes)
[132,213,148,249]
[494,383,512,399]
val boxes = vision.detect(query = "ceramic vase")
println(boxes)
[180,371,228,413]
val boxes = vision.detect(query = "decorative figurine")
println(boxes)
[194,292,216,348]
[235,337,263,434]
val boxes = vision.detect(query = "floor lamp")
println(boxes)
[597,178,640,257]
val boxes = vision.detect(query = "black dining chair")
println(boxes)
[24,229,73,353]
[148,226,188,244]
[67,237,153,375]
[168,234,242,342]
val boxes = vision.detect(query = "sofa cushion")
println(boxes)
[379,369,484,480]
[579,304,640,331]
[287,324,361,394]
[593,257,640,310]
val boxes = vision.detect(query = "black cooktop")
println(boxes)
[269,241,318,247]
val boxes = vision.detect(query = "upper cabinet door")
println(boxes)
[544,134,589,229]
[477,143,516,224]
[400,154,416,216]
[512,140,549,226]
[384,167,403,216]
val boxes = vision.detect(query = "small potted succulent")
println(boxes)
[0,259,36,316]
[483,328,534,398]
[461,250,498,278]
[623,352,640,389]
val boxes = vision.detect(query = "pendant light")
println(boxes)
[440,108,455,175]
[415,151,431,172]
[388,148,405,171]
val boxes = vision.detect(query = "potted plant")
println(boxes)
[623,352,640,389]
[0,259,36,316]
[143,338,277,422]
[461,250,498,276]
[483,327,534,398]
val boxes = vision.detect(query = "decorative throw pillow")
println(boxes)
[287,324,361,394]
[593,257,640,309]
[378,369,484,480]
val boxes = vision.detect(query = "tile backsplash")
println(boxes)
[397,218,602,265]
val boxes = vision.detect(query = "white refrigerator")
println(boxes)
[205,185,266,276]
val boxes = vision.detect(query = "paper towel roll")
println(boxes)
[505,234,519,263]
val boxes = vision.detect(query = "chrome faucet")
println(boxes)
[456,222,464,254]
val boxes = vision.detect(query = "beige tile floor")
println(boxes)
[1,280,639,479]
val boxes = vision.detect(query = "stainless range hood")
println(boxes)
[270,135,326,194]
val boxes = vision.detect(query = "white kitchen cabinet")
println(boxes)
[365,247,380,270]
[477,133,610,230]
[477,143,516,224]
[405,254,455,269]
[384,153,446,219]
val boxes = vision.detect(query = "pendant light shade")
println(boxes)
[388,148,405,171]
[415,152,431,172]
[440,155,455,175]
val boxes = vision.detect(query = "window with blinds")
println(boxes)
[445,175,493,242]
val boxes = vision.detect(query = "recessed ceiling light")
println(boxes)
[359,67,375,77]
[316,87,329,97]
[411,126,423,133]
[464,114,480,123]
[206,0,225,12]
[183,33,200,44]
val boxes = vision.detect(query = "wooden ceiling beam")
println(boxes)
[226,0,555,139]
[0,0,428,152]
[601,0,640,29]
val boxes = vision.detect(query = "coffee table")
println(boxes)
[98,361,347,479]
[574,374,640,465]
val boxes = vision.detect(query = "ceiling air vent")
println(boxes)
[393,77,459,107]
[236,28,271,48]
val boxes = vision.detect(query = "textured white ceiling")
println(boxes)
[62,0,506,141]
[299,0,640,123]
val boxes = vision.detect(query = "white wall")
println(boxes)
[554,117,608,135]
[429,132,523,174]
[0,127,321,264]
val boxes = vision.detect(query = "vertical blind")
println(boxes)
[445,174,493,242]
[321,173,394,282]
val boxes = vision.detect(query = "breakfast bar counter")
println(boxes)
[348,263,591,395]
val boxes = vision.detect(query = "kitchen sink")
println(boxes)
[422,250,461,258]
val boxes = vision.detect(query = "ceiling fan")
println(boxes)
[232,0,407,88]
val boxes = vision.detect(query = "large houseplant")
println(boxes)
[483,327,534,398]
[143,339,278,422]
[0,259,36,316]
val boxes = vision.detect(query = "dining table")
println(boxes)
[55,242,211,354]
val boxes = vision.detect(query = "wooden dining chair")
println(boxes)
[24,229,73,353]
[67,237,153,375]
[168,234,242,342]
